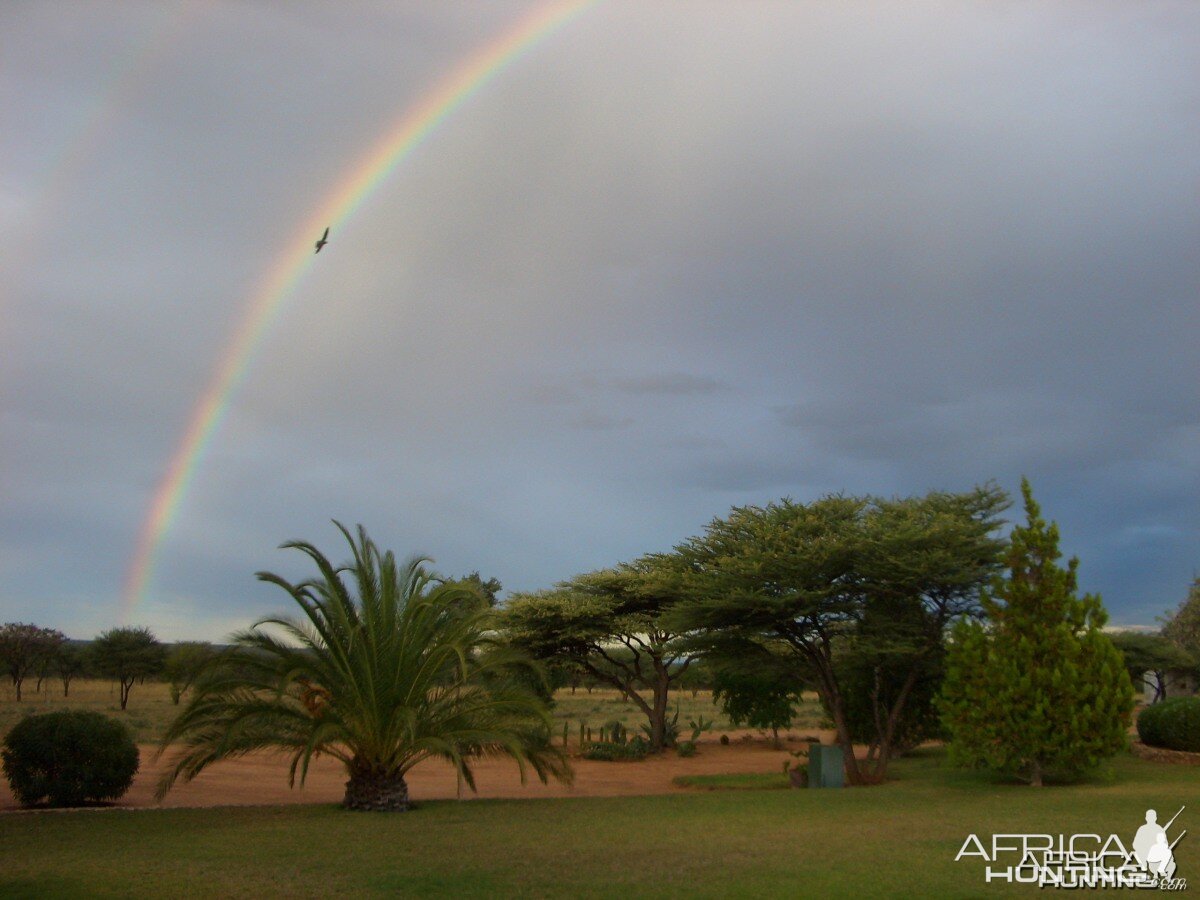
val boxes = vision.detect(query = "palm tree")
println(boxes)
[156,523,571,810]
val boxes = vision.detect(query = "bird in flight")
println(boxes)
[314,226,330,254]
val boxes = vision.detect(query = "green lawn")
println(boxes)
[1,749,1194,898]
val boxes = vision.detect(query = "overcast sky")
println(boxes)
[3,1,1197,641]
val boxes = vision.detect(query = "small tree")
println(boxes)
[0,624,63,701]
[833,639,946,760]
[163,642,217,705]
[90,627,165,710]
[940,479,1134,786]
[53,644,85,698]
[711,656,803,748]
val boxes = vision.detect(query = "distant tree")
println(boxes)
[940,480,1134,786]
[32,630,65,694]
[1109,631,1195,703]
[1160,576,1200,658]
[33,629,65,694]
[163,642,217,705]
[90,627,165,710]
[0,624,64,701]
[53,644,86,698]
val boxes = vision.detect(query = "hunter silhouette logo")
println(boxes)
[1132,807,1185,881]
[955,805,1187,889]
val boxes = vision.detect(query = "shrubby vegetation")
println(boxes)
[1137,696,1200,752]
[1,710,138,807]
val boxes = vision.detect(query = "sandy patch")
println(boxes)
[0,731,827,811]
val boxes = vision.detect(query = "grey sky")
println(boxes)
[2,1,1197,641]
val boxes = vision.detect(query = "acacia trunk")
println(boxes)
[343,768,410,811]
[649,668,671,751]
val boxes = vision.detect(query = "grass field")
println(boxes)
[1,749,1194,898]
[0,679,182,744]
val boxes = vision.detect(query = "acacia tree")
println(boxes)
[33,630,66,694]
[0,624,65,701]
[90,626,165,710]
[163,641,217,705]
[504,561,693,751]
[668,487,1006,783]
[939,480,1134,786]
[53,644,85,698]
[158,523,570,811]
[1109,631,1194,703]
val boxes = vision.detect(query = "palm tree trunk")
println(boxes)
[343,767,410,811]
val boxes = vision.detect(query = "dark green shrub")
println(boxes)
[2,710,138,807]
[1137,697,1200,752]
[676,740,697,758]
[581,738,649,761]
[720,733,730,745]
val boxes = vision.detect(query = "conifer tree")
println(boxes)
[939,479,1133,786]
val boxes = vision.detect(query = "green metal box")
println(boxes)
[807,744,844,788]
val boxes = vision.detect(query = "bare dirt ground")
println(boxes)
[0,731,819,812]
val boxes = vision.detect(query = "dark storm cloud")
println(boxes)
[2,2,1197,638]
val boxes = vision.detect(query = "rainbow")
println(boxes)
[121,0,597,621]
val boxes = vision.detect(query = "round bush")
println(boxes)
[1137,697,1200,752]
[676,740,697,758]
[2,710,139,807]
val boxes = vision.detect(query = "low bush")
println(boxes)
[1,710,139,807]
[1137,697,1200,752]
[676,741,697,758]
[581,737,649,761]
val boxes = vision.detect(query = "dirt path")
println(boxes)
[0,732,819,811]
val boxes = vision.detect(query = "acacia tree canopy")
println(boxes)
[667,486,1007,783]
[0,623,65,702]
[504,560,693,751]
[1109,631,1195,703]
[89,626,165,710]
